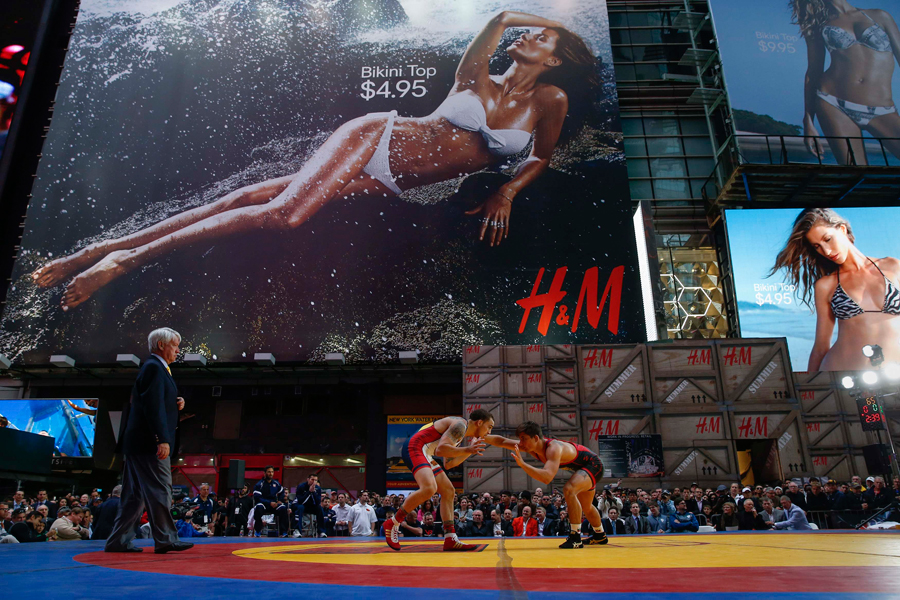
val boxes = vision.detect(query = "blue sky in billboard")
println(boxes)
[726,207,900,370]
[0,399,96,456]
[712,0,900,130]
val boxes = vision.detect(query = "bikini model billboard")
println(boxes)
[0,0,642,364]
[711,0,900,165]
[726,207,900,371]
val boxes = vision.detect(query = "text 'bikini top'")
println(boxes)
[822,11,892,54]
[830,257,900,320]
[435,90,533,157]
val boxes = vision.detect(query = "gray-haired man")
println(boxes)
[105,328,192,554]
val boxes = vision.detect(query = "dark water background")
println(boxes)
[1,0,641,364]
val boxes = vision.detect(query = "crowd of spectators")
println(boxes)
[2,474,896,544]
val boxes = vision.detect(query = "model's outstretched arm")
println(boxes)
[808,276,836,371]
[464,88,567,246]
[456,11,563,87]
[802,32,826,158]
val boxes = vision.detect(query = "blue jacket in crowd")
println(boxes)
[668,511,699,533]
[253,478,286,504]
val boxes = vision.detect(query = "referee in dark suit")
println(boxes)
[105,327,193,554]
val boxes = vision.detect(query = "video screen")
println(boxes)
[0,398,98,456]
[726,207,900,371]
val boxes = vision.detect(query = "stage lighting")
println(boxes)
[0,354,10,370]
[862,344,884,367]
[841,376,855,389]
[325,352,345,366]
[50,354,75,368]
[116,353,140,367]
[862,371,878,386]
[184,353,207,367]
[399,350,419,364]
[254,352,276,366]
[884,363,900,380]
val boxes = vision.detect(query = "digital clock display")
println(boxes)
[857,396,887,432]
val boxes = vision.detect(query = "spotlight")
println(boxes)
[325,352,345,366]
[50,354,75,368]
[398,350,419,364]
[884,363,900,380]
[862,371,878,386]
[116,353,140,367]
[254,352,276,366]
[862,344,884,367]
[841,376,855,389]
[184,353,207,367]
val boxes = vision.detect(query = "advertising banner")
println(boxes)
[726,207,900,371]
[711,0,900,166]
[594,434,663,478]
[386,415,461,490]
[0,398,98,457]
[0,0,642,365]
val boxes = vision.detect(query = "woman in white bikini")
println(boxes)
[794,0,900,163]
[31,11,599,310]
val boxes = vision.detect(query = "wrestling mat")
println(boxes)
[3,531,898,598]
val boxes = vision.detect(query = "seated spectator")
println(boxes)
[495,509,514,537]
[454,497,473,525]
[332,493,351,537]
[321,497,337,537]
[539,494,559,520]
[35,504,50,525]
[785,481,808,511]
[771,496,812,531]
[806,478,831,512]
[716,502,740,532]
[759,498,784,524]
[835,483,864,512]
[624,502,651,534]
[348,491,377,537]
[893,477,900,498]
[657,492,676,518]
[597,486,622,519]
[512,505,538,536]
[738,499,768,530]
[399,512,422,537]
[461,509,492,537]
[668,499,699,533]
[10,510,51,542]
[418,499,438,523]
[862,476,893,512]
[647,503,668,533]
[602,507,626,536]
[700,504,714,525]
[51,507,90,541]
[0,502,13,534]
[176,508,211,538]
[534,506,556,536]
[81,510,94,538]
[513,490,532,519]
[420,512,443,537]
[477,493,494,518]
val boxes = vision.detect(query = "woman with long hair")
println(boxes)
[31,11,599,311]
[771,208,900,371]
[416,498,436,523]
[793,0,900,163]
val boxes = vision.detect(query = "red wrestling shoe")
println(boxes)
[443,535,478,551]
[384,518,401,551]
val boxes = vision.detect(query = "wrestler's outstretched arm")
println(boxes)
[512,443,561,486]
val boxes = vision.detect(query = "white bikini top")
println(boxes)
[435,91,533,156]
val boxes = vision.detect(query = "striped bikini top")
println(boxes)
[830,258,900,320]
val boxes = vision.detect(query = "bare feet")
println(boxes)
[32,243,109,288]
[61,250,130,311]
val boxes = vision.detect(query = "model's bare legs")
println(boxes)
[816,97,867,165]
[60,115,393,310]
[32,176,296,288]
[865,112,900,162]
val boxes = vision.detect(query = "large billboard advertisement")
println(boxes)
[0,0,642,365]
[726,207,900,371]
[712,0,900,166]
[0,398,98,457]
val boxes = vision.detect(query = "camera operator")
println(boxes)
[252,466,290,537]
[175,505,211,538]
[597,485,622,519]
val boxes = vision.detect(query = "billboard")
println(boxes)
[0,2,44,162]
[726,207,900,371]
[386,415,462,490]
[712,0,900,165]
[593,434,664,478]
[0,0,642,365]
[0,398,98,457]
